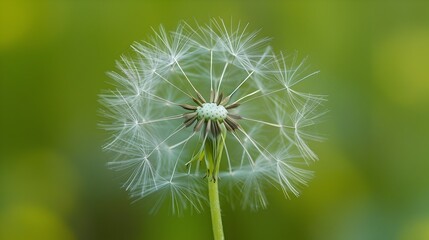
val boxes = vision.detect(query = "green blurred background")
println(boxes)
[1,0,429,239]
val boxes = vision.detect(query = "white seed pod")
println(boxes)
[100,18,325,214]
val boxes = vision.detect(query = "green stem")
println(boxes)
[208,177,224,240]
[205,126,226,240]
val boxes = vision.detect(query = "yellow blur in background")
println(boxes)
[1,0,429,239]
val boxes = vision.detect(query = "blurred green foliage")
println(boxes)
[1,0,429,239]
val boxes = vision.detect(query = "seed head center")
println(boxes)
[196,103,228,121]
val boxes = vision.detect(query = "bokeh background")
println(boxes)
[1,0,429,239]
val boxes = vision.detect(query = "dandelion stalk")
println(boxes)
[205,127,226,240]
[208,177,224,240]
[101,18,325,239]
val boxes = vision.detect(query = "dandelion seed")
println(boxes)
[100,18,325,239]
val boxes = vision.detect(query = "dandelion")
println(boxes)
[100,18,325,239]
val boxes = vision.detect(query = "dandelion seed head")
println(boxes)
[100,18,325,213]
[196,103,228,121]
